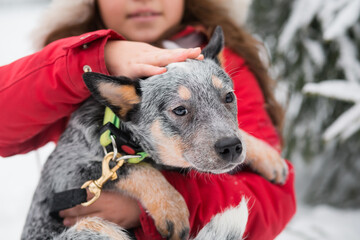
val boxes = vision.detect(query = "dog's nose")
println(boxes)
[215,137,242,162]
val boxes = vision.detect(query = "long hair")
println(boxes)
[43,0,284,139]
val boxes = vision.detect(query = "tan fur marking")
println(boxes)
[75,218,128,239]
[117,164,189,239]
[99,83,140,118]
[151,120,191,168]
[218,50,225,67]
[178,85,192,100]
[212,75,224,89]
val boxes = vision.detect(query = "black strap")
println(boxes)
[50,188,87,221]
[49,124,144,221]
[100,122,143,154]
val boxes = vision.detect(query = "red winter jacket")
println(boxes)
[0,29,296,240]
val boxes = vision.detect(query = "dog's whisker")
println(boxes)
[228,69,242,78]
[221,61,232,71]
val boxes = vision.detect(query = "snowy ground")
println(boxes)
[1,2,360,240]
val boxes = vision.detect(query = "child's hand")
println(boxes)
[59,190,141,229]
[105,40,203,79]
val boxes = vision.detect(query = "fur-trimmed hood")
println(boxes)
[32,0,252,49]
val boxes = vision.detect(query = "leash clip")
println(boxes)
[81,152,124,206]
[80,152,145,206]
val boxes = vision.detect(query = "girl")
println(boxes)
[0,0,296,239]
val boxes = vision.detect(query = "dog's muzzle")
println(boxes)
[215,137,243,162]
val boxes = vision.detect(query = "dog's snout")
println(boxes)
[215,137,242,162]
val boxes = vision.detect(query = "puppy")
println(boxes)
[21,26,288,240]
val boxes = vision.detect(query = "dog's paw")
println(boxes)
[116,164,190,239]
[147,189,190,240]
[243,133,288,185]
[249,151,289,185]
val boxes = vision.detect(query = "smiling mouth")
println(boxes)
[127,11,162,19]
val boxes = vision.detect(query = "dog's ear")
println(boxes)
[202,26,224,62]
[83,72,141,121]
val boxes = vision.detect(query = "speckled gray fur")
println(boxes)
[21,26,246,240]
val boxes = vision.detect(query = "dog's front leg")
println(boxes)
[117,163,190,240]
[241,130,289,184]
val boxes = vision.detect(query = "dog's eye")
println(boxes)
[172,106,188,116]
[225,92,234,103]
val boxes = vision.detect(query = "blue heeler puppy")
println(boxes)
[21,26,288,240]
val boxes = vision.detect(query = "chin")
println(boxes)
[193,163,240,175]
[126,31,162,44]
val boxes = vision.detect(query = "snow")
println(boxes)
[0,3,45,65]
[337,35,360,83]
[302,78,360,141]
[291,0,360,141]
[278,0,323,52]
[253,0,360,232]
[277,204,360,240]
[322,103,360,141]
[303,39,325,69]
[303,80,360,141]
[278,0,360,50]
[1,2,360,240]
[322,0,360,40]
[341,116,360,140]
[0,2,55,239]
[303,80,360,102]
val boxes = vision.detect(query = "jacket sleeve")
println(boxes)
[0,29,124,157]
[134,48,296,240]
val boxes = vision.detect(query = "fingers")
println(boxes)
[59,205,100,227]
[185,47,203,60]
[134,47,203,77]
[58,191,141,229]
[105,40,204,78]
[59,205,98,219]
[132,48,202,77]
[134,64,167,78]
[196,54,205,60]
[150,47,203,67]
[62,211,107,227]
[61,212,126,228]
[59,191,102,227]
[62,217,78,227]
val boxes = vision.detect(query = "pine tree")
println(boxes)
[248,0,360,207]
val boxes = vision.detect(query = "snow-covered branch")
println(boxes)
[303,80,360,102]
[303,80,360,141]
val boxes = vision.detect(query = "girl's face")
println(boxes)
[98,0,184,43]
